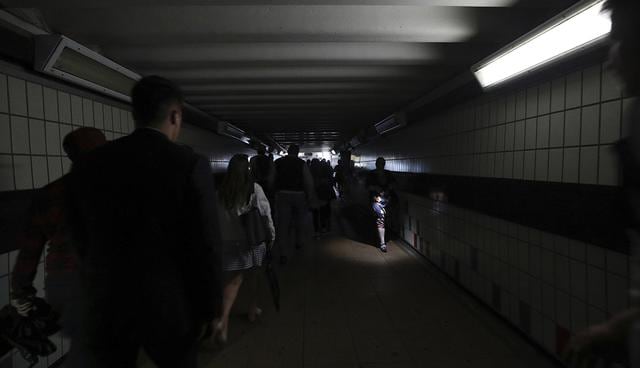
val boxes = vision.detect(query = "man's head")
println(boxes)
[131,76,184,141]
[375,157,386,170]
[63,127,107,163]
[605,0,640,96]
[288,144,300,157]
[257,146,266,155]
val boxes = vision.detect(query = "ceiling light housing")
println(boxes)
[472,0,611,89]
[34,34,140,102]
[217,121,250,144]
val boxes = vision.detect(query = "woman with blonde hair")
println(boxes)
[211,154,275,345]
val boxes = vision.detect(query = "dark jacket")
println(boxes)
[66,129,222,334]
[274,155,306,192]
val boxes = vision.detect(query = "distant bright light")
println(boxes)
[473,0,611,88]
[330,149,337,155]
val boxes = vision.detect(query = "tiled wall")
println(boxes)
[355,62,632,187]
[353,61,633,361]
[400,193,629,361]
[0,62,251,367]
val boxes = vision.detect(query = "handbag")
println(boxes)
[240,207,271,246]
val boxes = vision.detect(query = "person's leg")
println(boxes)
[245,268,262,322]
[376,217,387,252]
[275,192,295,263]
[312,208,321,236]
[216,271,244,341]
[292,193,311,250]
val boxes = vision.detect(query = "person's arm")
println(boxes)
[11,192,48,315]
[253,184,275,243]
[564,308,640,366]
[185,157,222,322]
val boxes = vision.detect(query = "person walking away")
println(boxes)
[211,154,275,345]
[11,128,106,345]
[250,146,274,203]
[65,76,222,368]
[365,157,396,251]
[272,144,315,265]
[372,192,388,252]
[564,1,640,366]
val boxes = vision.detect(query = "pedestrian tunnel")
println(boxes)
[0,1,633,367]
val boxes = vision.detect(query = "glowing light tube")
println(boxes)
[473,0,611,88]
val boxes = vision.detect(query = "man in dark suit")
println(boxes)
[66,76,221,368]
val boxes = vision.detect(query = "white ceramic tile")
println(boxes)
[562,147,579,183]
[600,100,621,144]
[495,124,506,152]
[82,98,94,127]
[45,122,60,155]
[13,155,32,190]
[548,148,563,182]
[533,149,548,181]
[549,112,564,148]
[519,272,531,303]
[505,122,515,151]
[579,146,598,185]
[513,151,524,179]
[555,255,571,293]
[601,65,622,101]
[564,109,581,147]
[582,66,601,106]
[8,76,27,116]
[506,94,516,122]
[535,115,550,149]
[514,120,525,150]
[606,250,628,277]
[570,259,587,300]
[551,77,566,113]
[607,273,629,315]
[26,82,44,119]
[503,151,514,179]
[532,309,544,343]
[31,156,48,188]
[542,282,555,319]
[57,92,71,124]
[41,88,59,125]
[28,119,46,155]
[516,90,527,120]
[599,145,620,186]
[93,102,104,129]
[587,266,606,310]
[556,290,571,329]
[543,317,556,353]
[121,109,130,133]
[586,244,605,268]
[541,248,554,284]
[538,82,551,116]
[566,71,582,109]
[0,155,14,191]
[526,86,538,118]
[580,105,600,146]
[569,240,586,261]
[0,74,7,113]
[571,297,587,333]
[47,156,62,182]
[622,97,635,136]
[524,150,535,180]
[10,116,29,154]
[0,114,9,154]
[525,118,537,149]
[588,305,606,325]
[71,95,83,125]
[113,108,122,132]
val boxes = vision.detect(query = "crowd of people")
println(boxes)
[7,75,396,367]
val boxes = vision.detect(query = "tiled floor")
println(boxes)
[142,203,561,368]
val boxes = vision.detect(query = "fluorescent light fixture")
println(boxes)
[34,35,140,101]
[374,113,407,135]
[472,0,611,88]
[330,149,337,155]
[216,121,250,144]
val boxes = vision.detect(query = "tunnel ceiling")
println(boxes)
[10,0,579,149]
